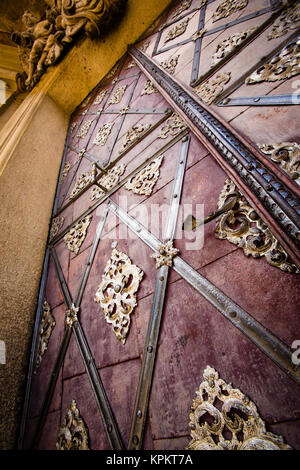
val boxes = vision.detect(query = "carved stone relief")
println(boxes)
[158,113,187,139]
[245,40,300,84]
[56,399,89,450]
[50,216,65,241]
[212,0,248,23]
[34,299,56,373]
[90,163,126,200]
[125,155,164,196]
[63,215,92,255]
[258,142,300,186]
[215,179,300,274]
[194,72,231,104]
[186,366,292,450]
[69,165,97,199]
[151,240,179,268]
[267,4,300,40]
[11,0,127,90]
[94,249,144,344]
[164,18,190,44]
[211,28,256,66]
[118,123,152,153]
[93,122,115,146]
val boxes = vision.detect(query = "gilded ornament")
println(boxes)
[108,85,127,105]
[171,0,193,19]
[192,28,206,41]
[194,72,231,104]
[211,28,256,66]
[215,179,300,274]
[50,216,65,241]
[69,165,97,199]
[141,79,158,96]
[125,155,164,196]
[258,142,300,186]
[65,304,79,328]
[90,163,126,200]
[34,300,56,373]
[245,40,300,84]
[212,0,248,23]
[267,4,300,40]
[94,249,144,344]
[160,54,180,75]
[164,18,190,44]
[93,122,115,146]
[118,123,152,153]
[151,240,179,268]
[93,90,107,105]
[70,122,77,134]
[11,1,127,90]
[62,161,72,180]
[63,215,92,255]
[158,113,187,139]
[187,365,292,450]
[77,120,93,139]
[56,399,89,450]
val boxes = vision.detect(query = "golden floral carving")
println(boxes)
[65,304,79,328]
[267,4,300,40]
[212,0,248,23]
[194,72,231,104]
[93,89,107,105]
[171,0,193,19]
[160,54,180,75]
[187,365,292,450]
[69,164,97,199]
[118,123,151,153]
[141,79,158,96]
[77,120,94,139]
[93,122,115,146]
[90,163,126,200]
[64,215,92,255]
[258,142,300,186]
[94,249,144,344]
[56,399,89,450]
[211,28,255,66]
[158,113,187,139]
[34,300,56,373]
[164,18,190,44]
[245,40,300,84]
[62,161,72,180]
[215,179,300,274]
[151,240,179,268]
[11,1,127,90]
[50,216,65,241]
[125,155,164,196]
[108,85,127,105]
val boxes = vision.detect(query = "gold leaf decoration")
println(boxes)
[56,399,89,450]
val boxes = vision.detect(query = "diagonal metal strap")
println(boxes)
[107,200,300,388]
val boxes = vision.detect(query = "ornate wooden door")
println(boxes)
[19,0,300,451]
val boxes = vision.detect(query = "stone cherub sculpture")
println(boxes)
[11,0,127,90]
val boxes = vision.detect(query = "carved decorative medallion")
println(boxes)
[194,72,231,104]
[77,120,93,139]
[258,142,300,185]
[11,1,127,90]
[125,155,164,196]
[90,163,126,200]
[171,0,193,19]
[151,240,179,268]
[186,365,292,450]
[93,122,114,146]
[164,18,190,44]
[50,216,65,241]
[215,179,300,273]
[211,28,255,66]
[34,300,56,373]
[267,4,300,40]
[94,249,144,344]
[118,123,151,153]
[69,165,97,199]
[141,79,158,96]
[245,40,300,84]
[158,113,187,139]
[161,54,180,75]
[193,28,207,41]
[56,399,89,450]
[65,304,79,328]
[212,0,248,23]
[63,215,92,255]
[108,85,127,105]
[93,90,107,105]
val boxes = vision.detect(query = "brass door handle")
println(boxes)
[182,194,239,231]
